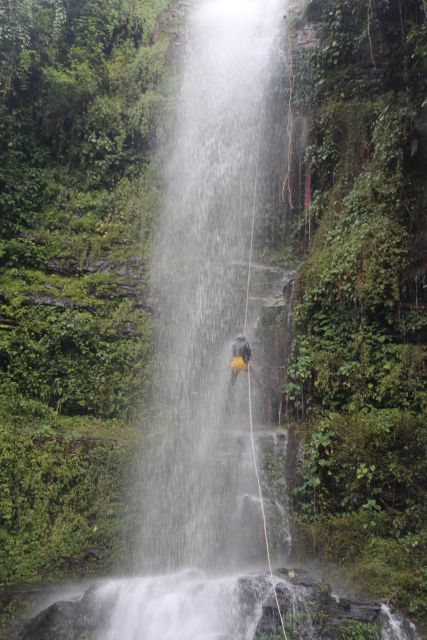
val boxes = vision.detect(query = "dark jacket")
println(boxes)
[232,338,252,364]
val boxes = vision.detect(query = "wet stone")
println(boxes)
[16,569,418,640]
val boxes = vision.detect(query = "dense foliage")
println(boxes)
[285,0,427,622]
[0,0,174,587]
[0,427,126,584]
[0,0,173,419]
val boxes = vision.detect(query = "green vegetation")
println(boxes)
[0,0,174,420]
[0,424,129,583]
[336,621,381,640]
[284,0,427,623]
[257,617,381,639]
[0,0,176,588]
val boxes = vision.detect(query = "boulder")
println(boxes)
[19,586,113,640]
[254,568,417,639]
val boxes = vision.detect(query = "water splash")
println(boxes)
[96,571,269,640]
[381,604,418,640]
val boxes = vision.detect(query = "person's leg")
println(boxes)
[227,371,238,402]
[226,371,238,417]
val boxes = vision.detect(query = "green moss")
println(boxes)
[0,0,175,590]
[285,0,427,624]
[0,421,133,584]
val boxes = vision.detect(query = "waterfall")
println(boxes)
[132,0,286,575]
[102,0,287,636]
[95,571,269,640]
[95,1,419,637]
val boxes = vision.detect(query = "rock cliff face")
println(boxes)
[256,569,417,639]
[280,0,427,623]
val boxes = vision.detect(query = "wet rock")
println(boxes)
[16,569,418,640]
[61,549,102,569]
[19,586,112,640]
[303,0,322,23]
[327,595,382,623]
[45,256,145,281]
[277,566,325,589]
[20,601,82,640]
[254,568,417,639]
[23,256,148,311]
[45,257,78,275]
[294,23,319,49]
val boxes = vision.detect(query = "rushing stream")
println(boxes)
[96,571,267,640]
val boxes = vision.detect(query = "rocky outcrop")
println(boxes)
[18,586,112,640]
[14,568,417,640]
[256,568,418,639]
[23,293,97,312]
[45,256,145,280]
[20,256,149,312]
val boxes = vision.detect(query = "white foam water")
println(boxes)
[381,604,418,640]
[96,571,267,640]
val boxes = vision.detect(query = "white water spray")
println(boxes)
[96,571,269,640]
[381,604,419,640]
[101,0,287,635]
[133,0,286,575]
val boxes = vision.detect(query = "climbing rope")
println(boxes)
[243,101,288,640]
[248,370,288,639]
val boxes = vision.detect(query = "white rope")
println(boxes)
[248,370,288,639]
[243,102,288,640]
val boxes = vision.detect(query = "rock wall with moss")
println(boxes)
[0,0,180,587]
[282,0,427,624]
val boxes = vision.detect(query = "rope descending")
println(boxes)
[243,98,288,640]
[247,370,288,639]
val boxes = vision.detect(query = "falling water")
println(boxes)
[133,0,286,575]
[96,571,270,640]
[381,605,419,640]
[101,0,287,635]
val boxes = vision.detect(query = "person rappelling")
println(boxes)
[229,334,252,388]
